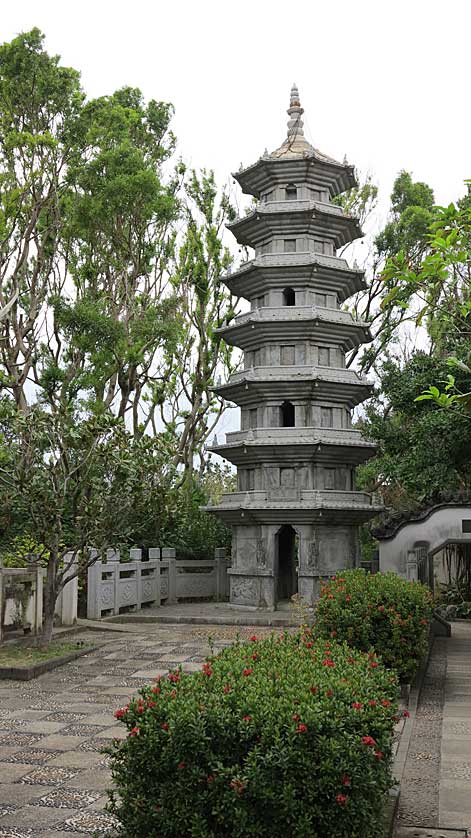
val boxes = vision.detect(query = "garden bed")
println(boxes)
[0,640,96,680]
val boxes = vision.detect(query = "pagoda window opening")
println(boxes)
[285,183,298,200]
[284,239,296,253]
[318,347,330,367]
[261,242,272,255]
[321,407,333,428]
[283,287,296,306]
[280,401,295,427]
[249,408,258,429]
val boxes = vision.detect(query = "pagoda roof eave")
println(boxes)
[208,434,376,467]
[227,203,362,249]
[202,490,383,526]
[213,368,373,409]
[232,154,357,199]
[223,254,366,302]
[216,308,372,352]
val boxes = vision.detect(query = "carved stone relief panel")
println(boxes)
[231,577,258,604]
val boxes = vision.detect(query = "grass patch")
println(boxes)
[0,640,92,668]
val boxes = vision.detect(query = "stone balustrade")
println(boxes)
[86,547,230,620]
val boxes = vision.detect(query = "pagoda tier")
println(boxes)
[223,252,366,304]
[206,491,383,527]
[204,85,381,610]
[228,201,361,250]
[216,306,371,352]
[214,367,372,416]
[233,153,355,200]
[209,427,376,466]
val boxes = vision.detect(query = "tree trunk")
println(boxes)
[40,554,57,648]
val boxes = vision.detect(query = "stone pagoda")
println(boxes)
[205,85,382,610]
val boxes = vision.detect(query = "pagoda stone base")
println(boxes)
[228,521,360,609]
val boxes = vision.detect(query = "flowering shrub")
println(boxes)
[315,570,433,682]
[106,633,399,837]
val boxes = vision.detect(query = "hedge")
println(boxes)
[315,570,433,682]
[106,632,399,837]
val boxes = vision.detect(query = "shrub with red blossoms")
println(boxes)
[106,633,397,838]
[315,569,432,682]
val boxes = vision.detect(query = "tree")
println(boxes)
[0,28,83,412]
[161,169,238,475]
[0,30,236,643]
[337,171,437,373]
[357,352,471,510]
[0,403,174,645]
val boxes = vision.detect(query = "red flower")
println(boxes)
[327,594,334,599]
[368,700,377,707]
[168,673,180,683]
[147,700,156,709]
[137,705,144,714]
[170,689,177,699]
[322,659,335,668]
[230,779,245,794]
[330,630,337,638]
[178,761,186,770]
[161,722,169,731]
[341,774,351,786]
[305,641,313,649]
[250,653,258,661]
[347,657,355,664]
[310,686,318,695]
[377,605,385,613]
[207,774,215,783]
[374,750,383,760]
[292,713,300,721]
[369,661,378,668]
[345,595,351,602]
[223,684,231,694]
[296,723,308,733]
[250,634,258,642]
[361,736,376,747]
[202,663,212,677]
[326,689,333,698]
[114,708,126,720]
[381,699,391,707]
[242,668,253,677]
[242,715,252,722]
[421,618,428,625]
[128,726,139,737]
[403,709,410,718]
[152,686,161,695]
[351,702,363,710]
[336,793,348,806]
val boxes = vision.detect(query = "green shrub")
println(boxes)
[315,570,433,682]
[106,633,399,838]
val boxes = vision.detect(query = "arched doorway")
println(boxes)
[276,525,298,602]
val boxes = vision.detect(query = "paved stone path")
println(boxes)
[0,624,275,837]
[395,622,471,837]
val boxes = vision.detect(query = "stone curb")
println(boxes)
[104,613,297,627]
[0,644,98,680]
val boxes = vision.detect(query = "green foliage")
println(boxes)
[342,170,436,373]
[375,171,435,261]
[357,352,471,505]
[106,633,398,838]
[315,570,433,682]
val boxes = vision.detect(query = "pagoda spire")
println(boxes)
[270,84,313,159]
[287,83,305,143]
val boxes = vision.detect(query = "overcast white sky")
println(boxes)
[3,0,471,217]
[3,0,470,441]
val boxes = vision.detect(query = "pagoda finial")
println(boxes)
[290,83,301,108]
[286,83,305,145]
